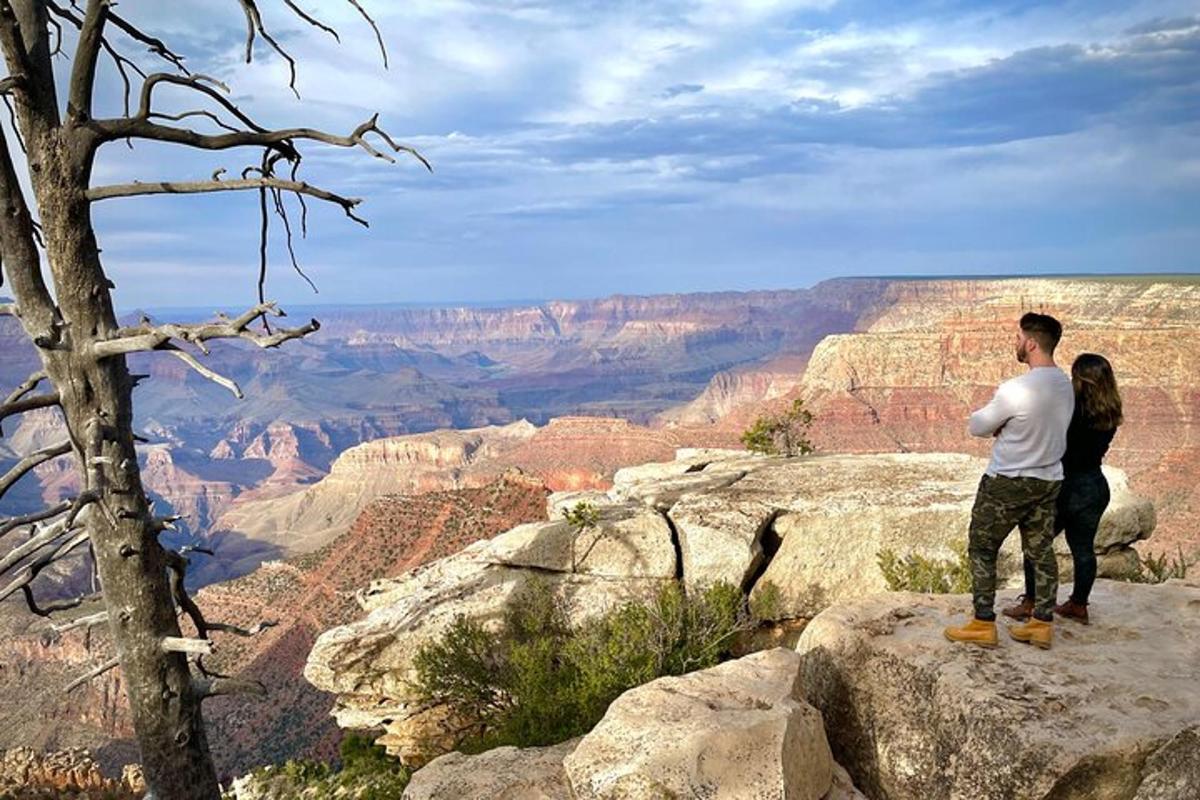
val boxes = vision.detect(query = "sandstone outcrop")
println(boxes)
[403,740,578,800]
[796,579,1200,800]
[402,649,862,800]
[307,449,1156,763]
[0,747,143,799]
[564,649,833,800]
[305,499,677,763]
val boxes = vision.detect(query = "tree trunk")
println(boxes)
[16,102,223,800]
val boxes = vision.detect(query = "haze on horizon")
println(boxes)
[80,0,1200,307]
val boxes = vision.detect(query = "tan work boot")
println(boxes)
[1054,599,1089,625]
[1007,618,1053,650]
[1001,594,1034,621]
[944,618,998,649]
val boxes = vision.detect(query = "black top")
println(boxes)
[1061,408,1116,476]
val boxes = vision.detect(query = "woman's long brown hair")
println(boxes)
[1072,353,1123,431]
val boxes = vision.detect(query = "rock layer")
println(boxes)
[796,579,1200,800]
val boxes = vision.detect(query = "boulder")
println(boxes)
[486,502,676,578]
[748,457,1154,620]
[403,740,577,800]
[563,648,834,799]
[796,580,1200,800]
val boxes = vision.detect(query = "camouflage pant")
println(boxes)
[968,474,1062,622]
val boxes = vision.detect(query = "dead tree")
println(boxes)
[0,2,426,797]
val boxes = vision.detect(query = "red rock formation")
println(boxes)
[0,474,550,780]
[0,747,143,799]
[683,278,1200,557]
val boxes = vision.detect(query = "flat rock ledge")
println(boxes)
[796,578,1200,800]
[405,649,862,800]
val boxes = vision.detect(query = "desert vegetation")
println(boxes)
[876,543,974,594]
[227,733,410,800]
[1116,547,1192,584]
[410,578,766,753]
[741,398,816,457]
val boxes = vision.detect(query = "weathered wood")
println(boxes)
[0,3,418,797]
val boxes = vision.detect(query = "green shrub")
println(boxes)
[411,578,758,753]
[562,500,604,572]
[741,398,815,457]
[877,542,973,594]
[228,734,410,800]
[1116,548,1192,584]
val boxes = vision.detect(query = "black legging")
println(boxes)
[1023,470,1110,605]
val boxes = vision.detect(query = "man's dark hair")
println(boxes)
[1020,312,1063,354]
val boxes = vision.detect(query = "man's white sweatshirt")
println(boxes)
[968,366,1075,480]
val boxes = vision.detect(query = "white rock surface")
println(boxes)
[403,740,577,800]
[796,579,1200,800]
[563,648,834,800]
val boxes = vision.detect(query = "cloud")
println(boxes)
[30,1,1200,307]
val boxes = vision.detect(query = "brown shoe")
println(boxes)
[1001,595,1034,621]
[1054,599,1090,625]
[944,618,999,649]
[1007,618,1053,650]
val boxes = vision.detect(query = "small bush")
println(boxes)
[1116,548,1192,584]
[411,578,759,753]
[877,542,973,594]
[741,398,815,457]
[229,734,410,800]
[562,500,603,572]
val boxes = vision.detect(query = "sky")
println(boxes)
[23,1,1200,306]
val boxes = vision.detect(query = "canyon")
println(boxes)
[1,275,1198,788]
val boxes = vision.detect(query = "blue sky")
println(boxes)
[68,1,1200,306]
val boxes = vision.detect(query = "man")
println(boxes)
[944,312,1074,650]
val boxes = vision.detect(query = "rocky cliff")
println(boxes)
[0,474,550,780]
[671,277,1200,557]
[305,448,1156,765]
[386,578,1200,800]
[216,417,680,558]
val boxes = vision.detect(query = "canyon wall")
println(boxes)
[678,277,1200,556]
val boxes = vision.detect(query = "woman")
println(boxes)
[1003,353,1124,624]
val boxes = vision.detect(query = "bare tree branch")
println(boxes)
[0,497,93,573]
[0,440,72,500]
[0,529,92,612]
[65,0,110,120]
[346,0,388,68]
[193,674,266,700]
[92,302,320,359]
[0,391,60,433]
[52,609,108,635]
[0,500,72,539]
[161,636,213,655]
[166,346,243,399]
[4,369,47,402]
[282,0,339,42]
[88,114,431,172]
[64,655,119,693]
[86,176,371,223]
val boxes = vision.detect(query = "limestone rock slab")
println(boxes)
[796,580,1200,800]
[563,648,834,800]
[403,740,577,800]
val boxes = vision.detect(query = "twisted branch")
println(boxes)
[64,656,120,693]
[86,176,370,224]
[0,440,72,500]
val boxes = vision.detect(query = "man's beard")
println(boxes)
[1016,345,1027,364]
